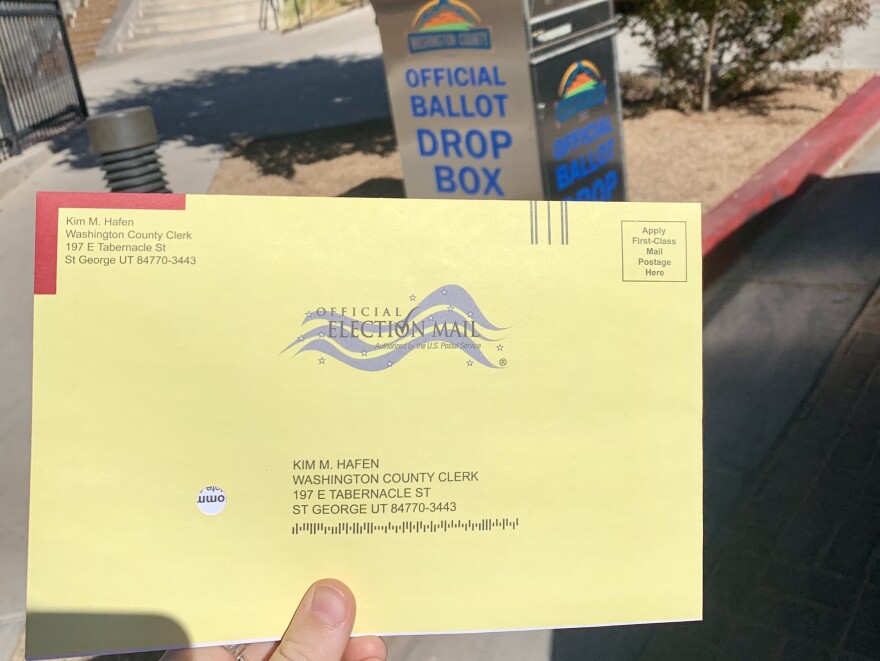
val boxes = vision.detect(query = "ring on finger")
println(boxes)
[224,643,249,661]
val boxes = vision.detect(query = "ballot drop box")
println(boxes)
[372,0,627,201]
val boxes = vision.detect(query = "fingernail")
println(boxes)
[310,584,348,625]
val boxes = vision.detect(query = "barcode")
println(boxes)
[291,518,520,536]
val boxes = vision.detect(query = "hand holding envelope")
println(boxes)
[29,194,702,657]
[160,581,386,661]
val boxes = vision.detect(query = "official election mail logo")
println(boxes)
[282,285,507,371]
[555,60,607,124]
[407,0,491,54]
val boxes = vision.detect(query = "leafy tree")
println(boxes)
[623,0,871,111]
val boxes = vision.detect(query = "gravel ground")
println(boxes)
[209,71,876,210]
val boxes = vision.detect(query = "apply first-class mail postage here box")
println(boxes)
[28,193,702,658]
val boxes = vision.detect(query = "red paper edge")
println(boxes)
[35,192,187,295]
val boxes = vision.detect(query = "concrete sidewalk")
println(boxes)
[628,132,880,660]
[640,261,880,660]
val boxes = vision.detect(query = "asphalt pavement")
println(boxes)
[549,126,880,661]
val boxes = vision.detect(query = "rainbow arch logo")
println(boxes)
[555,59,607,123]
[408,0,492,54]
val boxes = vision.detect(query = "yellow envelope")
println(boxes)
[29,193,702,658]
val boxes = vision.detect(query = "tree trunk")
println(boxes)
[701,8,720,112]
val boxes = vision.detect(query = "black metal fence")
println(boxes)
[0,0,87,161]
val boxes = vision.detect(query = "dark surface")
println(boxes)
[553,169,880,660]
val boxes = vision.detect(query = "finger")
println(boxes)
[270,579,356,661]
[341,636,387,661]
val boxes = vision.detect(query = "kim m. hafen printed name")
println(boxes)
[65,214,193,237]
[292,458,381,471]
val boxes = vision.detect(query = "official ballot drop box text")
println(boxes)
[373,0,627,202]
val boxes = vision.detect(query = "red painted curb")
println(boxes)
[702,75,880,256]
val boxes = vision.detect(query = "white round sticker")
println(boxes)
[197,486,226,515]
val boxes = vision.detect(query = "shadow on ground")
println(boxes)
[553,172,880,661]
[340,176,404,197]
[619,71,841,119]
[26,613,187,660]
[230,116,397,179]
[50,56,391,169]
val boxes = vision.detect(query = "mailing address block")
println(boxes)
[621,220,687,282]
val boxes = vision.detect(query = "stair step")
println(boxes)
[72,20,112,31]
[134,2,259,33]
[69,37,104,51]
[70,24,109,37]
[73,37,101,48]
[66,0,119,64]
[123,20,260,50]
[73,37,102,49]
[76,9,116,20]
[139,0,242,11]
[73,52,97,64]
[138,0,260,17]
[70,5,119,23]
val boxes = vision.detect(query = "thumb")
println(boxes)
[270,580,356,661]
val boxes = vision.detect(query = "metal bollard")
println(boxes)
[86,107,170,193]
